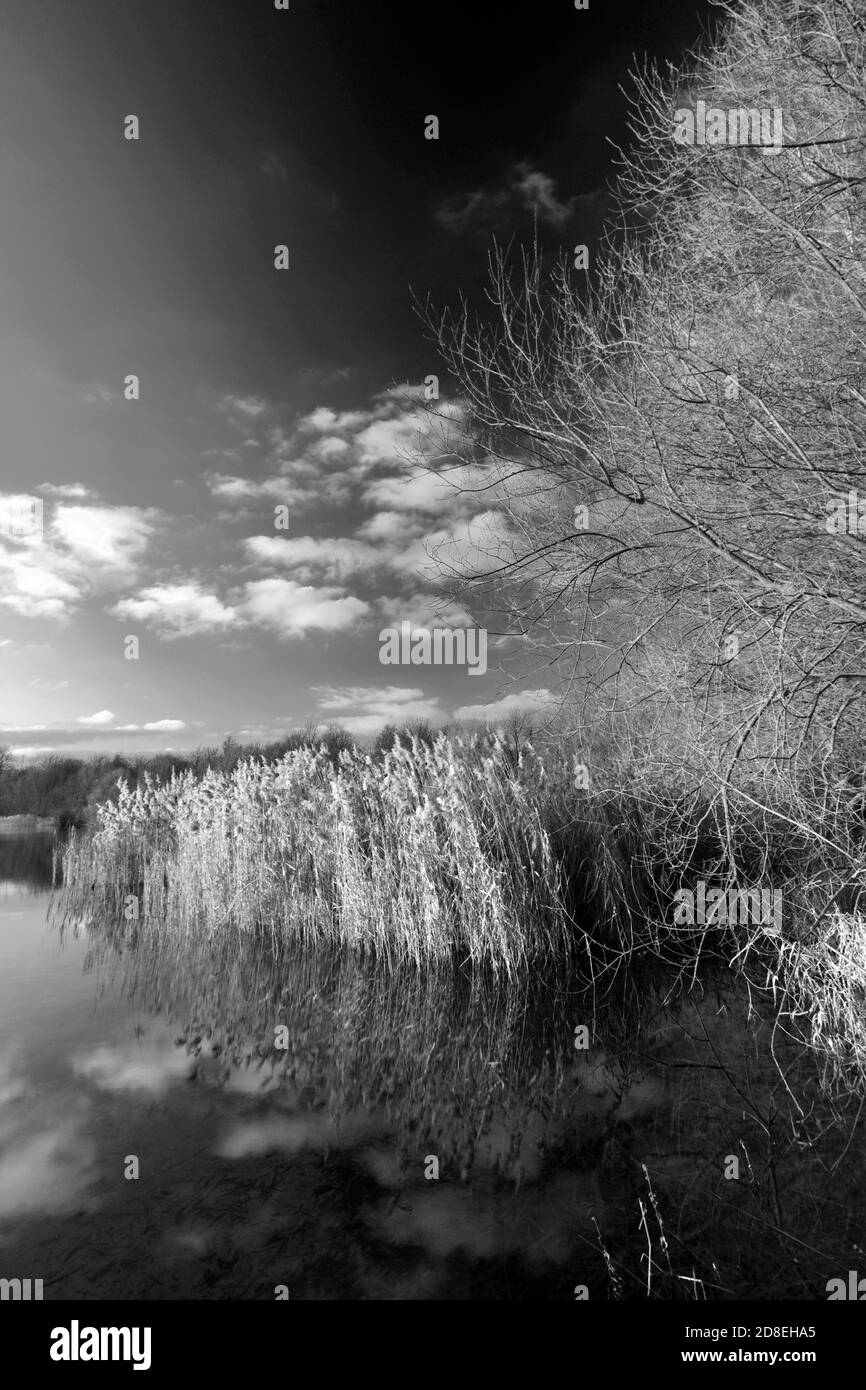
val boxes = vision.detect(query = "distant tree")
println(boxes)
[403,719,437,749]
[219,735,242,772]
[317,725,356,766]
[372,724,399,757]
[263,729,316,762]
[372,722,437,757]
[499,710,537,771]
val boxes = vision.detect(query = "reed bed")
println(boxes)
[56,730,866,1086]
[59,734,573,975]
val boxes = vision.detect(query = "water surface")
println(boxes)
[0,830,862,1299]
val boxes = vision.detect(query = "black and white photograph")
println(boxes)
[0,0,863,1350]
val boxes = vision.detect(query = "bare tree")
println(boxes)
[421,0,865,828]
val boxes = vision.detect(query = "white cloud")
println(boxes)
[361,461,493,515]
[312,436,350,461]
[240,578,370,637]
[36,482,93,500]
[296,393,465,475]
[353,414,428,469]
[202,388,477,541]
[376,592,477,629]
[452,690,559,722]
[244,534,387,583]
[204,474,290,502]
[110,583,239,638]
[510,163,577,227]
[357,510,423,543]
[314,684,445,736]
[299,406,368,434]
[77,709,115,726]
[316,684,428,712]
[390,510,513,579]
[111,574,371,641]
[435,162,581,234]
[1,718,187,746]
[220,394,270,420]
[0,550,80,620]
[0,501,158,621]
[51,505,154,571]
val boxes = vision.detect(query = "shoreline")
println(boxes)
[0,814,57,835]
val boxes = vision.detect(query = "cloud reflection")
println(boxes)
[72,1028,195,1095]
[0,1079,99,1222]
[215,1109,379,1159]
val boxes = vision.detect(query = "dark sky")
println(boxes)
[3,0,717,395]
[0,0,719,752]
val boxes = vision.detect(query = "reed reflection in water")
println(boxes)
[49,897,866,1299]
[0,829,57,894]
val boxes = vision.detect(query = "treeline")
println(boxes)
[0,720,449,827]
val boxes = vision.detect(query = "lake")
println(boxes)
[0,827,862,1300]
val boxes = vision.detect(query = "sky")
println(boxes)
[0,0,715,758]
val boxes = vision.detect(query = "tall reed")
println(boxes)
[59,734,573,975]
[56,729,866,1085]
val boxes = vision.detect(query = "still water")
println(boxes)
[0,829,862,1299]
